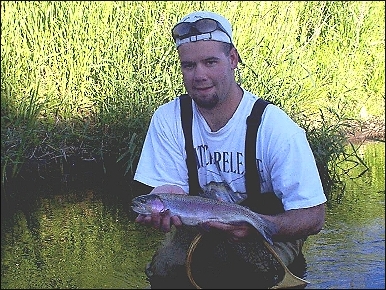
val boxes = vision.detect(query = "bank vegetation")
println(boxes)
[1,1,385,200]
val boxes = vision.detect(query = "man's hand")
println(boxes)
[135,210,183,232]
[202,221,258,243]
[134,184,185,232]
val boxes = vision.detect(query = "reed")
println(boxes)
[1,1,384,197]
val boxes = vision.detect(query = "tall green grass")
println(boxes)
[1,1,385,195]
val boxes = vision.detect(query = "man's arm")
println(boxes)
[261,203,325,240]
[205,203,325,242]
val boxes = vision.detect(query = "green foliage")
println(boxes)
[296,106,370,201]
[1,1,385,196]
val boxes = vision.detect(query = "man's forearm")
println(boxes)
[261,203,326,240]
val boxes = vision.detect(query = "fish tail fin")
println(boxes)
[262,218,277,245]
[251,215,277,245]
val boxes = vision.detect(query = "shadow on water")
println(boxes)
[1,142,385,289]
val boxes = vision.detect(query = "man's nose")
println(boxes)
[193,64,208,81]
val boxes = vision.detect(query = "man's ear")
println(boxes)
[230,47,240,69]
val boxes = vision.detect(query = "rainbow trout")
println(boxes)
[131,193,277,245]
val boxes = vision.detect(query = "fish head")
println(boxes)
[131,193,165,215]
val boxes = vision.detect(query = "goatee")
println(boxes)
[194,93,219,110]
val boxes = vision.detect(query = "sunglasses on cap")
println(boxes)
[172,18,231,41]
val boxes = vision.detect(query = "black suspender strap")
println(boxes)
[243,99,285,214]
[179,94,272,203]
[244,98,271,198]
[179,94,200,196]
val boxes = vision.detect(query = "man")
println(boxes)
[133,11,326,289]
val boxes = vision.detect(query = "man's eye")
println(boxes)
[206,60,216,66]
[182,63,194,69]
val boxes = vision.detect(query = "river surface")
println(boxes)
[1,142,384,289]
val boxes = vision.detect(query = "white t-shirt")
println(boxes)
[134,89,327,211]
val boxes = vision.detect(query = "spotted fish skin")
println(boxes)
[131,192,277,245]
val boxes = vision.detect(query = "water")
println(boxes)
[303,141,385,289]
[1,142,384,289]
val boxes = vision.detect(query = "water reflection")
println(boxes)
[1,142,385,289]
[1,191,164,289]
[303,141,385,289]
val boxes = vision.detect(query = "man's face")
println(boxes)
[177,41,237,110]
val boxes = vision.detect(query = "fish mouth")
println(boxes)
[131,198,148,215]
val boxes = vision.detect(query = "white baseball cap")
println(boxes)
[172,11,234,48]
